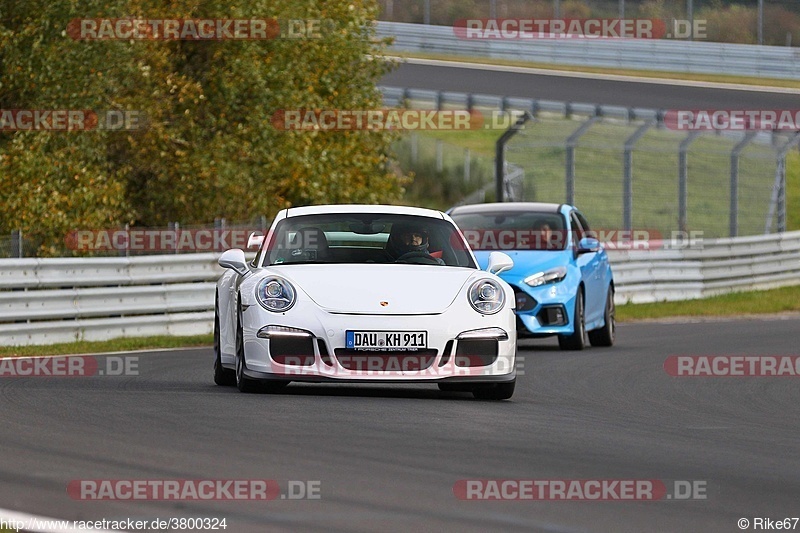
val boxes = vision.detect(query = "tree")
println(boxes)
[0,0,406,255]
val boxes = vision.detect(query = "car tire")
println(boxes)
[472,379,516,401]
[588,286,615,347]
[234,304,261,394]
[213,295,236,386]
[558,290,586,351]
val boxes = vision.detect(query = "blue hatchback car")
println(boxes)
[449,202,615,350]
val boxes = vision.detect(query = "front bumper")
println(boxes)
[512,281,577,337]
[240,300,517,382]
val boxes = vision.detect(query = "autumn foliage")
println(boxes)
[0,0,405,255]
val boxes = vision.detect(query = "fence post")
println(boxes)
[435,140,443,173]
[766,132,800,233]
[729,132,756,237]
[678,131,701,233]
[623,121,654,232]
[11,229,23,258]
[411,132,418,164]
[565,116,599,206]
[168,222,180,254]
[495,112,533,202]
[464,148,471,183]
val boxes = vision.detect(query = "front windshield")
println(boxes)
[263,213,477,268]
[450,211,568,251]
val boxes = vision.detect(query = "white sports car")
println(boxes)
[214,204,518,400]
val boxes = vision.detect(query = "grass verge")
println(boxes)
[617,285,800,321]
[0,334,212,357]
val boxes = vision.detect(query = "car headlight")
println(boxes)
[256,276,296,312]
[468,279,505,315]
[524,266,568,287]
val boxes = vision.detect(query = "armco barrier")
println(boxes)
[1,232,799,345]
[376,21,800,81]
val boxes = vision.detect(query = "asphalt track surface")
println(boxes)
[381,61,800,109]
[2,317,799,532]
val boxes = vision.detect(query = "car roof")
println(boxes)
[283,204,446,219]
[449,202,564,214]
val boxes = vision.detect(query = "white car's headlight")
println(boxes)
[256,277,296,312]
[468,279,505,315]
[524,266,567,287]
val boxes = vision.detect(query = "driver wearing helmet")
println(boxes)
[387,223,445,265]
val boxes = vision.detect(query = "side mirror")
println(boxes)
[577,237,601,254]
[486,251,514,275]
[218,249,250,276]
[247,232,265,249]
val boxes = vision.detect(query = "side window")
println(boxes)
[575,211,594,239]
[570,212,585,243]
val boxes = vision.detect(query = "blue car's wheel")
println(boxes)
[558,290,585,351]
[589,286,615,347]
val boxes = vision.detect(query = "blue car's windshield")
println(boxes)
[451,211,568,251]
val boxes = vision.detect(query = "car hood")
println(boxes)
[273,264,480,315]
[473,250,569,286]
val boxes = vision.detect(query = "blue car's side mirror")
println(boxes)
[577,237,601,254]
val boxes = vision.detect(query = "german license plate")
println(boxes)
[345,330,427,350]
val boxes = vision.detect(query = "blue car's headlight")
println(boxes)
[468,279,505,314]
[524,266,568,287]
[256,277,296,312]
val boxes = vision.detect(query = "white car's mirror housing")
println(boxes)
[487,251,514,275]
[247,232,265,249]
[218,249,250,276]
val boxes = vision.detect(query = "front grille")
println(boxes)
[269,337,315,366]
[333,349,437,371]
[455,339,498,367]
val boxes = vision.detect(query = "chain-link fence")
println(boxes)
[504,113,790,238]
[383,86,797,239]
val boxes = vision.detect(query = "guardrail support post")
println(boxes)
[678,131,701,233]
[623,121,654,232]
[11,229,23,258]
[729,132,757,237]
[565,116,600,206]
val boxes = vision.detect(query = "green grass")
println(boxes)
[392,51,800,89]
[617,285,800,321]
[0,334,212,357]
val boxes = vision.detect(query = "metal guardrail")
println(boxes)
[377,21,800,80]
[2,231,800,345]
[608,230,800,303]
